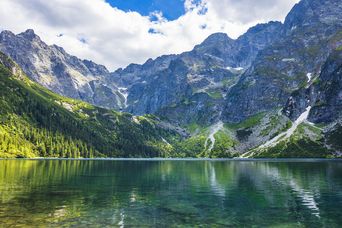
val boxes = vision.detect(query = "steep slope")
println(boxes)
[0,52,180,158]
[223,0,342,123]
[246,48,342,158]
[283,49,342,123]
[108,21,282,125]
[0,29,123,109]
[166,0,342,157]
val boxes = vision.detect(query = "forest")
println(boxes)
[0,53,179,158]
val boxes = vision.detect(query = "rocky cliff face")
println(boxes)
[222,0,342,123]
[283,49,342,124]
[0,29,124,109]
[309,50,342,123]
[108,21,283,124]
[285,0,342,123]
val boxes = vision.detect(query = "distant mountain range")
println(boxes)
[0,0,341,158]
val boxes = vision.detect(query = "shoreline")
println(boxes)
[0,157,341,162]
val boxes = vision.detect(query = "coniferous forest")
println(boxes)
[0,52,179,158]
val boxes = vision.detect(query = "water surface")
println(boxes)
[0,159,341,227]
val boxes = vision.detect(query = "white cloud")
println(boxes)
[0,0,299,71]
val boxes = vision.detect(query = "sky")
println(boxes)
[0,0,299,71]
[106,0,187,20]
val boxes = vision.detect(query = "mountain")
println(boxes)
[0,21,283,123]
[0,51,182,158]
[0,0,341,158]
[246,48,342,158]
[217,0,342,157]
[0,29,124,110]
[109,21,282,125]
[223,0,342,123]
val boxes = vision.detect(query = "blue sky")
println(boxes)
[0,0,299,70]
[106,0,186,20]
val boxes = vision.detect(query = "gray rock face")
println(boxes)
[284,0,342,32]
[233,21,283,68]
[310,50,342,123]
[108,21,283,124]
[222,0,342,123]
[127,59,192,115]
[284,49,342,123]
[0,29,123,109]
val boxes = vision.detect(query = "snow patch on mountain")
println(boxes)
[282,58,296,62]
[205,121,224,151]
[306,73,312,82]
[117,87,129,109]
[226,66,244,74]
[260,106,312,148]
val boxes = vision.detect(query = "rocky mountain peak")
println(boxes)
[284,0,342,31]
[18,29,40,40]
[0,30,15,39]
[198,33,233,45]
[241,21,282,38]
[223,0,342,124]
[0,29,124,110]
[83,59,109,76]
[193,32,234,55]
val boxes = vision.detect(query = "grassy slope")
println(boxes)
[176,122,238,158]
[0,53,179,158]
[251,123,331,158]
[179,110,341,158]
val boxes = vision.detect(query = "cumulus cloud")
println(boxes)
[0,0,299,70]
[206,0,300,24]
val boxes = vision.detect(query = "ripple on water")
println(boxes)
[0,159,341,227]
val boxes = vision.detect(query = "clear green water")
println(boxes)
[0,159,341,227]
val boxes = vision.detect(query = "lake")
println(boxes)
[0,159,341,227]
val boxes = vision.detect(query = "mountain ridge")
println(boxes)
[0,51,183,158]
[0,29,125,110]
[0,0,341,158]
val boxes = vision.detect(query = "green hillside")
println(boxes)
[0,52,179,158]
